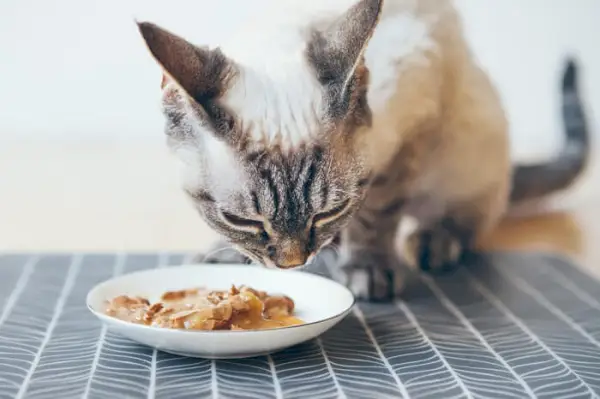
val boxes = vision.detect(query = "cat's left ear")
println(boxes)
[307,0,383,114]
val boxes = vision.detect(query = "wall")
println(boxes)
[0,0,598,159]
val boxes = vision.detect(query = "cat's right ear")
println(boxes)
[307,0,383,116]
[136,21,236,110]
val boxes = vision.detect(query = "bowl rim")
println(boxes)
[86,263,356,336]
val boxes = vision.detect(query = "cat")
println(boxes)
[136,0,590,301]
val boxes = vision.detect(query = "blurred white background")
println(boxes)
[0,0,598,251]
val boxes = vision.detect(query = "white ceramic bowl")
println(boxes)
[86,264,355,359]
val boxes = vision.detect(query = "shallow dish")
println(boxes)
[86,264,355,359]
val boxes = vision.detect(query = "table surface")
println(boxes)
[1,251,600,399]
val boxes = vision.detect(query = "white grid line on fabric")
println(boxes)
[463,268,599,397]
[0,255,38,329]
[15,254,83,399]
[492,261,600,349]
[351,305,409,398]
[148,252,169,399]
[148,351,158,399]
[395,301,473,399]
[268,354,283,399]
[322,255,410,398]
[83,253,127,399]
[421,274,537,398]
[211,360,218,399]
[316,337,347,399]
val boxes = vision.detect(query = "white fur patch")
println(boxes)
[173,124,244,201]
[223,57,325,150]
[215,0,437,149]
[201,134,244,196]
[163,82,247,199]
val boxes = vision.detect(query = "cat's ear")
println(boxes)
[137,21,236,108]
[307,0,382,110]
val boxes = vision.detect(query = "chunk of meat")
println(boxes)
[207,291,226,305]
[104,295,150,324]
[263,296,295,318]
[168,302,234,330]
[239,286,267,300]
[229,285,240,296]
[108,295,149,308]
[161,288,200,301]
[143,303,164,325]
[228,295,251,312]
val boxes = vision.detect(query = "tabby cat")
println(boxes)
[137,0,590,300]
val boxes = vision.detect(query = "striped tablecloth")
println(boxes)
[0,251,599,399]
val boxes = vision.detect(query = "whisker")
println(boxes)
[303,243,341,278]
[233,245,263,266]
[201,246,237,262]
[328,247,342,259]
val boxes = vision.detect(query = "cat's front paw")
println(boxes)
[338,250,406,302]
[404,227,464,273]
[190,241,251,265]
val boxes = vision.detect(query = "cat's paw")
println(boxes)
[404,227,463,273]
[190,241,251,265]
[338,250,406,302]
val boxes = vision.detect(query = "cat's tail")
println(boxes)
[509,57,591,204]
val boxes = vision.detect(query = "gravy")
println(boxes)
[231,314,304,330]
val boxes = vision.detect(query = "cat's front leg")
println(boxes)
[337,199,407,301]
[403,182,506,273]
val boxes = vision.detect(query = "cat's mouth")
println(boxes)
[262,256,314,270]
[258,252,317,270]
[233,244,317,270]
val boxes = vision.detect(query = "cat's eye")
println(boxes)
[313,199,352,227]
[220,211,264,232]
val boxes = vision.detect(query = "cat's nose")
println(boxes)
[277,255,307,269]
[275,241,308,269]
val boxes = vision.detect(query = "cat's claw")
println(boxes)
[338,250,406,301]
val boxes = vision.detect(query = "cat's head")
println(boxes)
[137,0,383,268]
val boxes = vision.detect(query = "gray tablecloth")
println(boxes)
[0,251,599,399]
